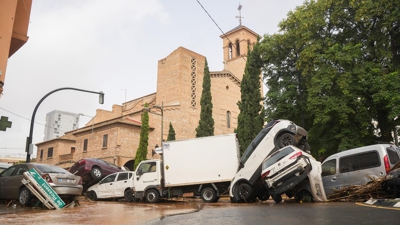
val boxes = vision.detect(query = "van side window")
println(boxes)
[322,159,336,176]
[387,148,400,164]
[339,151,379,173]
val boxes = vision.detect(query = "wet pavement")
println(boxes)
[1,197,399,224]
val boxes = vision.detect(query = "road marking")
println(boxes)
[355,202,400,211]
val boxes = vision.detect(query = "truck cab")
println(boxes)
[133,159,162,203]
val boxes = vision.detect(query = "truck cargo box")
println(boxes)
[162,134,240,187]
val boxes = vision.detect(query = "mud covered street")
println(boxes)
[1,197,400,225]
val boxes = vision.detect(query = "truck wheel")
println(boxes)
[238,183,253,202]
[19,187,32,206]
[277,133,295,148]
[272,194,282,203]
[124,189,134,202]
[145,189,160,203]
[91,167,102,180]
[201,187,217,203]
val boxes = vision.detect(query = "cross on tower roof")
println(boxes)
[236,4,244,25]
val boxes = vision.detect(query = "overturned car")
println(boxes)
[261,145,327,203]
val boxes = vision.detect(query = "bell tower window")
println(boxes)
[236,40,240,56]
[228,43,233,60]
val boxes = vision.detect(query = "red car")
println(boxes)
[69,158,124,187]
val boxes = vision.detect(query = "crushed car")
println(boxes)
[87,171,135,202]
[261,145,327,203]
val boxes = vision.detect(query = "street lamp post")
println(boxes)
[25,87,104,163]
[143,102,163,145]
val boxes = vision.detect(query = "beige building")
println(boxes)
[36,25,261,170]
[0,0,32,96]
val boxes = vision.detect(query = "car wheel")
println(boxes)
[124,189,134,202]
[90,191,97,201]
[272,194,282,203]
[145,189,160,203]
[257,190,269,201]
[296,189,313,202]
[91,167,102,180]
[238,183,253,202]
[298,142,311,153]
[201,187,217,203]
[19,187,32,206]
[277,133,295,148]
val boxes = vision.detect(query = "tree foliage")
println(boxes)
[196,58,215,137]
[260,0,400,158]
[167,122,176,141]
[236,41,265,154]
[134,102,150,170]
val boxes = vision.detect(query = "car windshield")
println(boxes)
[35,164,69,174]
[240,120,278,165]
[262,146,295,170]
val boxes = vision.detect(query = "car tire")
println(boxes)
[277,133,295,148]
[124,189,134,202]
[145,189,160,203]
[272,194,282,203]
[200,187,217,203]
[299,142,311,153]
[90,167,102,180]
[90,191,97,201]
[238,183,253,202]
[19,187,32,206]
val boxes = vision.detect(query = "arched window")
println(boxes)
[228,43,233,59]
[226,111,231,128]
[236,40,240,56]
[247,39,251,50]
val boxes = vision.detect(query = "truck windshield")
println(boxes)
[240,120,278,165]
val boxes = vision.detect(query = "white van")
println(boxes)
[321,144,400,195]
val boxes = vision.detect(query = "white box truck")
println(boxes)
[132,134,240,203]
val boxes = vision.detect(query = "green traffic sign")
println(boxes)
[28,168,65,208]
[0,116,12,131]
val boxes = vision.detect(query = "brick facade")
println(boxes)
[36,25,261,170]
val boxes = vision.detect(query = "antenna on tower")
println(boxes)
[235,4,243,25]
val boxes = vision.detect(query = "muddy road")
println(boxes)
[1,197,399,225]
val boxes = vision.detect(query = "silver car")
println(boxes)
[0,163,83,206]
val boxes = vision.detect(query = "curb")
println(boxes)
[364,198,400,208]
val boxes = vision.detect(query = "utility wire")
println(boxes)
[195,0,247,63]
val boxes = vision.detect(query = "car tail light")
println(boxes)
[383,155,390,174]
[42,174,53,183]
[78,159,86,165]
[289,151,302,159]
[78,177,82,185]
[261,170,270,179]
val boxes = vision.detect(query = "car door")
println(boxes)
[0,166,17,198]
[96,173,117,198]
[135,162,160,193]
[112,172,130,197]
[321,158,340,195]
[1,165,29,199]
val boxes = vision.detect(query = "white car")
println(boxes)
[87,171,135,202]
[230,119,309,203]
[261,145,327,203]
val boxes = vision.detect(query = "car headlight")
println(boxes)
[287,124,296,133]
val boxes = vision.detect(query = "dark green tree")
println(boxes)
[236,41,265,154]
[195,58,215,137]
[167,122,176,141]
[260,0,400,158]
[134,102,150,170]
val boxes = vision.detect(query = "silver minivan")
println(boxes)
[321,144,400,195]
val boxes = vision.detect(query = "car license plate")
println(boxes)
[58,178,73,183]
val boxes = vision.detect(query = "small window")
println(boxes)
[47,147,53,158]
[228,43,233,59]
[339,151,380,173]
[247,39,251,50]
[102,174,117,184]
[322,159,337,176]
[137,162,157,175]
[387,148,400,164]
[226,111,231,128]
[40,150,43,160]
[103,134,108,148]
[236,39,240,56]
[83,139,88,152]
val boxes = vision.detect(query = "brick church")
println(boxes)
[35,25,261,170]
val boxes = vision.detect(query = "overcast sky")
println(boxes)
[0,0,305,159]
